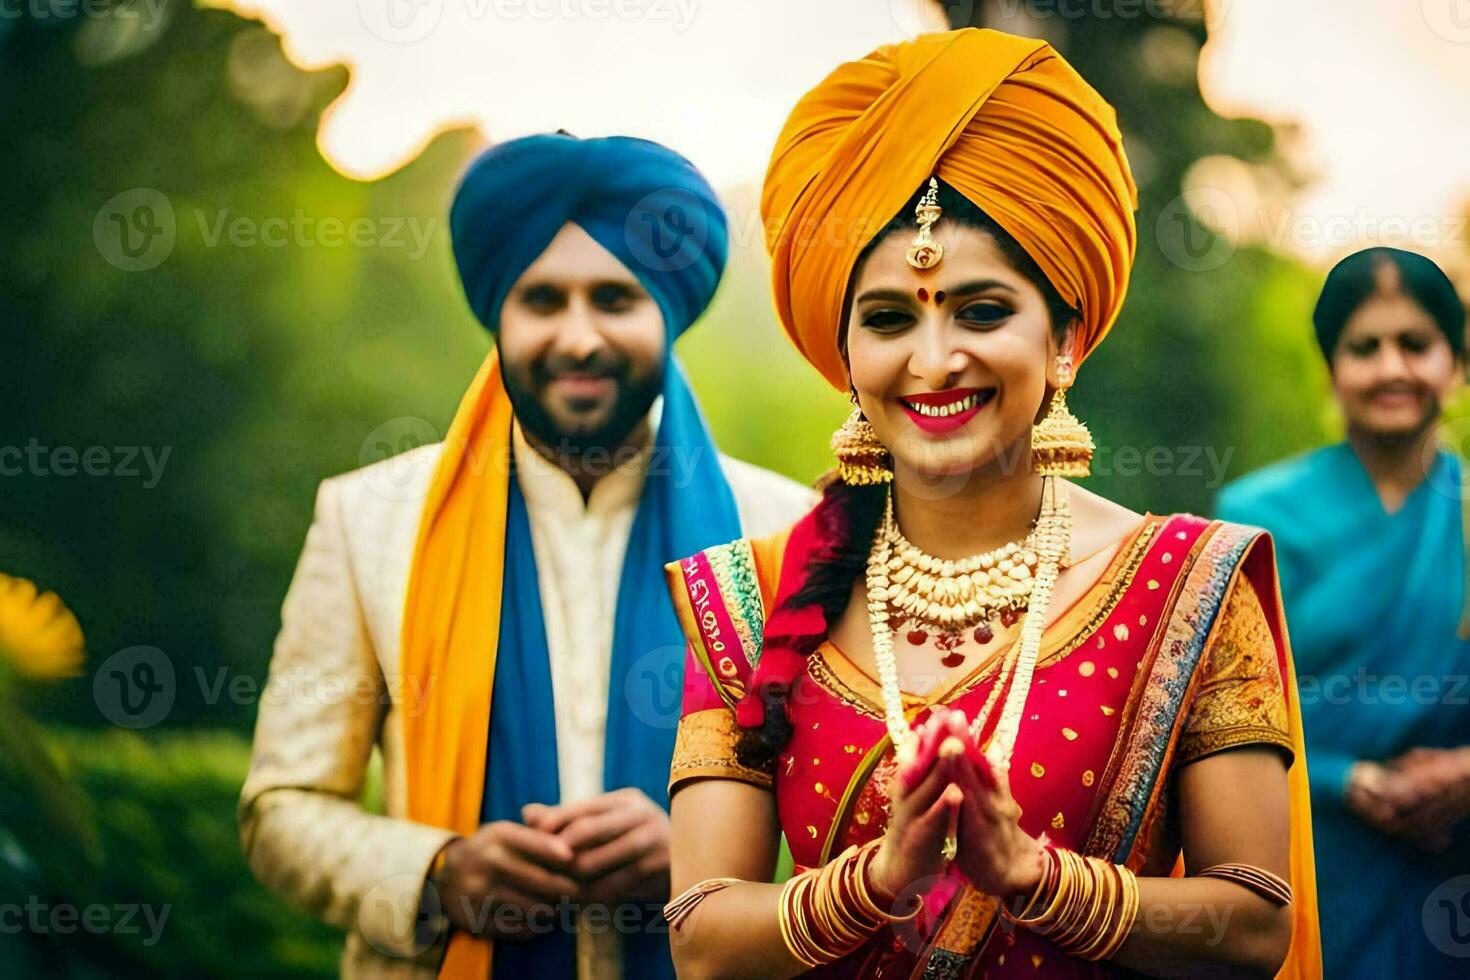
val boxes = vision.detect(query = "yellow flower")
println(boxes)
[0,573,85,679]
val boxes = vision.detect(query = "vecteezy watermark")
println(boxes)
[621,644,685,731]
[0,0,170,32]
[1157,187,1470,272]
[1297,670,1470,708]
[359,416,443,503]
[1427,415,1470,502]
[0,440,170,488]
[93,188,440,272]
[1424,875,1470,957]
[1421,0,1470,44]
[360,874,679,958]
[1155,187,1240,273]
[888,0,976,39]
[93,646,442,730]
[996,0,1227,27]
[93,187,176,273]
[193,209,438,260]
[623,187,711,275]
[0,898,170,947]
[94,645,176,729]
[358,0,699,45]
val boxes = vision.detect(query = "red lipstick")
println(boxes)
[897,387,993,435]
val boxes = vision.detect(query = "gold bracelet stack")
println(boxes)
[1005,847,1140,961]
[778,840,917,968]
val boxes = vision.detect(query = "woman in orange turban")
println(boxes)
[660,28,1321,977]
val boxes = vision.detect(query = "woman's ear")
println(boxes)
[1045,320,1081,387]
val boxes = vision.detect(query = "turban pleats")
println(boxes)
[761,29,1139,390]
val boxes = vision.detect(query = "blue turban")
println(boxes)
[444,134,740,980]
[450,131,729,338]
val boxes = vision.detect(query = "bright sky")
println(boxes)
[218,0,1470,264]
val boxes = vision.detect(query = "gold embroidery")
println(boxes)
[1082,769,1095,786]
[1078,661,1096,677]
[1051,812,1066,829]
[1107,667,1119,679]
[669,708,773,793]
[1101,705,1115,716]
[1147,579,1159,590]
[1113,623,1130,642]
[1176,574,1293,765]
[1062,727,1078,741]
[1031,762,1046,778]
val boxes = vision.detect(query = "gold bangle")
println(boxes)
[1196,863,1293,906]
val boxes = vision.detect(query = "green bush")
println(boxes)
[1,728,349,979]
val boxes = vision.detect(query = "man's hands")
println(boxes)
[429,788,671,940]
[526,787,672,905]
[431,822,579,939]
[1346,747,1470,852]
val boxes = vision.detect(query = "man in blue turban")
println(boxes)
[240,133,814,980]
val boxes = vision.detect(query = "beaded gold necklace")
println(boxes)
[867,477,1073,768]
[878,497,1040,633]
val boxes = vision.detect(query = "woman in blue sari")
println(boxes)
[1218,246,1470,977]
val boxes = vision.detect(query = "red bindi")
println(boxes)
[934,290,946,304]
[916,287,929,302]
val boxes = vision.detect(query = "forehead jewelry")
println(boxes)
[905,177,944,270]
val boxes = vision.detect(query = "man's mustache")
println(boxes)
[533,357,628,386]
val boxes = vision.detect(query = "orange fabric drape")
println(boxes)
[400,348,515,979]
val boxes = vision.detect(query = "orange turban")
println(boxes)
[761,28,1139,390]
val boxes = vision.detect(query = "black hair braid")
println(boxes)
[734,477,887,769]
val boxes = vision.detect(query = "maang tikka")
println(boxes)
[905,177,944,270]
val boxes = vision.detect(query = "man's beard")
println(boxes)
[500,346,663,462]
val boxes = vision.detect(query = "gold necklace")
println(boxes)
[868,477,1073,769]
[879,498,1040,633]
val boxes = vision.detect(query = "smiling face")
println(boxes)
[497,222,665,454]
[1329,260,1460,442]
[845,219,1069,482]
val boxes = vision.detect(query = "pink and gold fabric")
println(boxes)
[666,514,1320,978]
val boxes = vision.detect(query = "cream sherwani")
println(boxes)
[238,420,815,979]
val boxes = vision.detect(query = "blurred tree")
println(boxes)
[1,1,488,727]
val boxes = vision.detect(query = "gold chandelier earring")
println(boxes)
[831,395,892,485]
[1031,354,1094,478]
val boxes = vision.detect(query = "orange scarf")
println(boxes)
[400,349,513,978]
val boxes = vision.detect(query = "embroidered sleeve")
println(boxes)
[1176,572,1294,766]
[669,639,774,794]
[665,541,778,797]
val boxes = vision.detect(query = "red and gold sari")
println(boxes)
[667,512,1321,978]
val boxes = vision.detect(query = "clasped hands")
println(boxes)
[430,786,670,939]
[1347,746,1470,853]
[869,706,1047,909]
